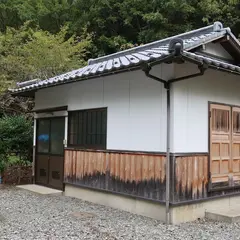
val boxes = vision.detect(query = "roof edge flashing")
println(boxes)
[226,30,240,49]
[16,78,41,88]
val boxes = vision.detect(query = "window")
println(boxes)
[233,111,240,133]
[68,108,107,149]
[50,118,65,155]
[212,109,229,132]
[37,119,50,153]
[37,118,65,155]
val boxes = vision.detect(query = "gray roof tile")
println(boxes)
[183,51,240,73]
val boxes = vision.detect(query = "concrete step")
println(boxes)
[17,184,63,195]
[205,208,240,223]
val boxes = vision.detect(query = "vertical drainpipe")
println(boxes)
[63,113,68,190]
[165,81,171,224]
[64,113,68,148]
[32,117,37,184]
[143,62,173,224]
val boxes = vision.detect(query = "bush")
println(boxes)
[0,115,33,172]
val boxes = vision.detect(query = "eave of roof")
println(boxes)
[183,51,240,74]
[10,21,240,96]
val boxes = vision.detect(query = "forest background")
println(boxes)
[0,0,239,112]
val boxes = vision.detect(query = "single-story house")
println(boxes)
[10,21,240,224]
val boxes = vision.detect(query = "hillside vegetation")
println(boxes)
[0,0,239,97]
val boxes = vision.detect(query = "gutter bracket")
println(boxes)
[142,63,167,85]
[164,81,170,90]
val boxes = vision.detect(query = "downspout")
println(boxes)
[142,39,208,224]
[165,81,171,224]
[32,117,37,184]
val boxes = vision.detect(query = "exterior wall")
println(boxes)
[172,155,209,202]
[170,64,240,203]
[171,153,240,203]
[35,64,173,152]
[64,149,166,201]
[172,64,240,153]
[34,57,240,207]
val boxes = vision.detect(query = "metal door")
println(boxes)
[35,117,65,190]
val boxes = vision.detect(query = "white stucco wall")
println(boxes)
[34,59,240,154]
[35,64,173,152]
[172,63,240,152]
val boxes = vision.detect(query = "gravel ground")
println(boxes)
[0,186,240,240]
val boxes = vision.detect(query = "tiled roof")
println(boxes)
[183,51,240,73]
[10,21,240,94]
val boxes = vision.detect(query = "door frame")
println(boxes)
[34,108,68,190]
[208,101,240,191]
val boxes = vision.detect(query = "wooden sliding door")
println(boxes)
[232,107,240,185]
[210,104,240,188]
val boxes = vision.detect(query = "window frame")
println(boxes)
[36,117,65,156]
[36,118,50,154]
[67,107,107,150]
[233,111,240,133]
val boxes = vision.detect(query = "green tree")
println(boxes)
[0,0,23,32]
[0,22,91,93]
[67,0,240,56]
[16,0,73,33]
[0,115,33,171]
[0,0,239,68]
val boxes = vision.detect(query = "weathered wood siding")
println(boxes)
[172,155,209,202]
[65,150,240,203]
[64,149,166,201]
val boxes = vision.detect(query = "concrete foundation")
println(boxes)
[64,184,166,222]
[170,195,240,224]
[64,184,240,224]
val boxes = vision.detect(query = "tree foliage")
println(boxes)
[0,0,239,57]
[0,115,33,171]
[0,22,91,93]
[0,0,238,56]
[0,0,239,109]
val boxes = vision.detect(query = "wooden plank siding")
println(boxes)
[173,155,209,202]
[64,149,166,201]
[65,150,240,203]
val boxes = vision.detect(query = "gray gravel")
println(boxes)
[0,186,240,240]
